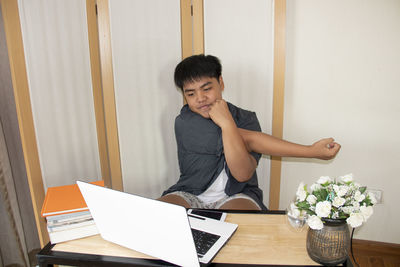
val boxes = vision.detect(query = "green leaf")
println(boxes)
[306,210,316,216]
[320,189,328,201]
[359,187,367,194]
[344,199,352,206]
[296,201,310,210]
[313,189,328,202]
[362,197,372,206]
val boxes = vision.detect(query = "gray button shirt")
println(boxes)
[163,102,266,210]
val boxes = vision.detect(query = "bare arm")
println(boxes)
[209,100,256,182]
[239,129,341,160]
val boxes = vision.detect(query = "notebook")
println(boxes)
[77,181,238,267]
[41,180,104,217]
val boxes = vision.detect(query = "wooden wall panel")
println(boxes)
[192,0,204,55]
[0,0,48,246]
[96,0,123,190]
[180,0,192,59]
[86,0,111,186]
[269,0,286,210]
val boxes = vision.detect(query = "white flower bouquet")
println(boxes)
[288,174,376,230]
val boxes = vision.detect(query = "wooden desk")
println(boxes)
[37,213,321,266]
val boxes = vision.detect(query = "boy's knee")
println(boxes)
[219,198,261,210]
[158,194,191,208]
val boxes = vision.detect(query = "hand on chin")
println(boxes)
[199,111,211,119]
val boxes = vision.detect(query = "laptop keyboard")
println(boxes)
[191,228,220,257]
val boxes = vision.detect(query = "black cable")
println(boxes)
[350,227,359,267]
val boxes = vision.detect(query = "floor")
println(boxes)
[350,239,400,267]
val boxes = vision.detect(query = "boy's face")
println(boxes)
[182,76,224,119]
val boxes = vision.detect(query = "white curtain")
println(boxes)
[108,0,182,198]
[204,0,274,206]
[18,0,101,189]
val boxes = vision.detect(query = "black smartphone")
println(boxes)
[187,209,226,221]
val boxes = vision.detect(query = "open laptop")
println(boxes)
[77,181,238,267]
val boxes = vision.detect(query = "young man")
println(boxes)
[159,55,340,210]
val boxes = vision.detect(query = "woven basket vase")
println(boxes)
[306,219,350,266]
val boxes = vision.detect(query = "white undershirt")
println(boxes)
[197,168,228,204]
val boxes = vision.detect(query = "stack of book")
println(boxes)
[41,180,104,244]
[45,210,98,243]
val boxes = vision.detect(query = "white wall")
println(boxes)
[204,0,274,206]
[281,0,400,243]
[108,0,182,198]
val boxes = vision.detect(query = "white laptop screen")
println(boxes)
[77,181,200,267]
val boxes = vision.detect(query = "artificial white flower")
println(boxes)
[296,182,307,201]
[334,185,349,197]
[307,215,324,230]
[340,173,354,183]
[317,176,332,185]
[354,191,366,202]
[368,192,377,205]
[332,196,346,208]
[349,183,358,192]
[360,205,373,221]
[333,184,340,193]
[310,183,321,192]
[306,195,317,205]
[346,213,364,228]
[315,201,332,218]
[341,206,353,214]
[354,182,361,188]
[352,201,360,211]
[292,174,374,230]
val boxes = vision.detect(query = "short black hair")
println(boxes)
[174,54,222,90]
